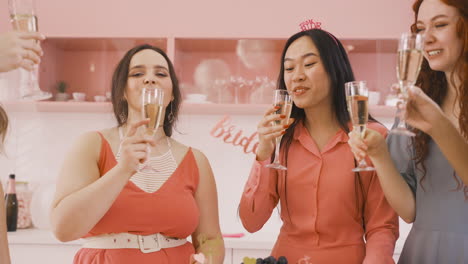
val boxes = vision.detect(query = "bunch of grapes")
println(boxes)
[241,256,288,264]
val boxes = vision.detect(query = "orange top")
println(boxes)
[74,132,200,264]
[239,122,399,264]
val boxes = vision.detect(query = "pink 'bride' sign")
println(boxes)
[210,116,259,155]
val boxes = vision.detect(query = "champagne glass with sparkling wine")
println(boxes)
[390,32,425,136]
[8,0,52,100]
[139,87,165,173]
[265,89,293,170]
[345,81,375,172]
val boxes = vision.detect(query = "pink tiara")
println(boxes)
[299,18,338,46]
[299,19,322,31]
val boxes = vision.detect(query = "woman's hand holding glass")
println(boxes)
[345,81,376,172]
[348,128,387,163]
[263,89,293,170]
[8,0,52,100]
[391,32,425,136]
[139,87,165,173]
[116,119,156,176]
[256,106,294,164]
[400,85,445,136]
[0,31,44,73]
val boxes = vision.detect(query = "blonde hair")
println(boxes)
[0,105,8,150]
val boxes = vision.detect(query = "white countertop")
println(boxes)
[8,228,80,246]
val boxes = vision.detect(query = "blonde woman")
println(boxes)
[0,30,45,264]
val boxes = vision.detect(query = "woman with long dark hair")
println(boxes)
[239,29,399,264]
[51,44,224,263]
[348,0,468,263]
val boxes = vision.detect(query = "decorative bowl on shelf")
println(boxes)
[55,93,70,101]
[185,93,208,103]
[72,92,86,102]
[94,95,107,102]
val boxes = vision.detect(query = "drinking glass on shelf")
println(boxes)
[139,87,165,173]
[239,79,254,104]
[8,0,52,101]
[227,76,238,104]
[391,32,425,136]
[265,89,293,170]
[345,81,375,172]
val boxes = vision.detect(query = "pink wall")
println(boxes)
[1,0,412,102]
[1,0,414,38]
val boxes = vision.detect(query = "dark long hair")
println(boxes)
[411,0,468,197]
[111,44,181,137]
[276,29,378,222]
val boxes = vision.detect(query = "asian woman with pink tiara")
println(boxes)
[239,28,399,264]
[348,0,468,263]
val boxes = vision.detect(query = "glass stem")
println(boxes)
[397,114,407,129]
[358,159,368,168]
[146,143,151,163]
[273,136,282,164]
[358,125,368,167]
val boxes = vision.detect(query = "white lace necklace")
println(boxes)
[116,127,178,193]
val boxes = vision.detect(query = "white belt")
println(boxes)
[82,233,187,253]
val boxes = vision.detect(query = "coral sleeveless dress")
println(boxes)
[73,132,200,264]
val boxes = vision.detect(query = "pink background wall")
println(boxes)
[1,0,414,102]
[0,0,414,38]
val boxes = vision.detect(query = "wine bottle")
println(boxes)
[5,174,18,232]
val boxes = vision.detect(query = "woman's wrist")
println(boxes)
[255,145,272,161]
[369,143,391,164]
[427,111,451,139]
[113,163,135,179]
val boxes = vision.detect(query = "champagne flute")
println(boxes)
[8,0,52,101]
[139,87,165,173]
[265,89,293,170]
[390,32,425,136]
[345,81,375,172]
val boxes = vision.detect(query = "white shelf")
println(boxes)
[7,228,80,246]
[2,101,111,113]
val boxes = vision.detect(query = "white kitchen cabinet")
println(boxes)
[10,244,80,263]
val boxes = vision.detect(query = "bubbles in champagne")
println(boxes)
[144,103,164,134]
[397,49,423,85]
[10,14,38,32]
[272,101,293,126]
[349,95,368,127]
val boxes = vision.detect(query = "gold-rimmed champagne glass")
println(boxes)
[8,0,52,101]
